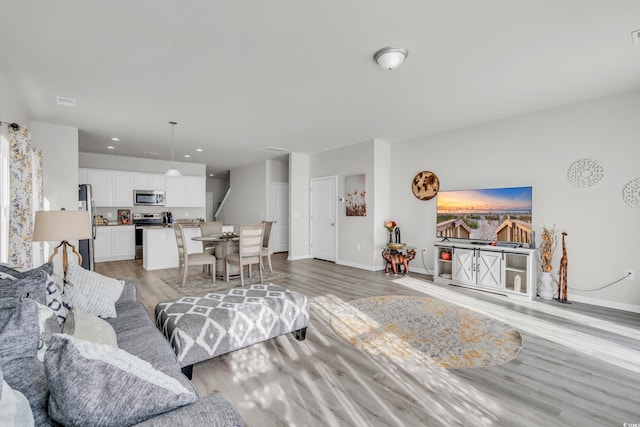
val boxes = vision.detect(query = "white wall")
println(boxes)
[30,122,79,211]
[289,153,310,260]
[219,161,267,225]
[310,140,388,270]
[390,90,640,310]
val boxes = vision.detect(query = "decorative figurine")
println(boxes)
[557,232,569,303]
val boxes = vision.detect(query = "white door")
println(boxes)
[270,183,289,253]
[311,176,336,262]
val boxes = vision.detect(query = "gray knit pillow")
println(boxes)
[0,271,49,305]
[64,265,124,318]
[45,334,196,427]
[0,367,35,427]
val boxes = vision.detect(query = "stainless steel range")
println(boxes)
[133,213,165,259]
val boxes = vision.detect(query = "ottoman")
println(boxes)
[155,283,309,379]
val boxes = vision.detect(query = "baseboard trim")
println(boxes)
[567,294,640,314]
[336,260,376,271]
[287,255,310,261]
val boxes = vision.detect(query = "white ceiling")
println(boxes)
[2,1,640,176]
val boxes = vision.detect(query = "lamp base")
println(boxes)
[49,240,82,277]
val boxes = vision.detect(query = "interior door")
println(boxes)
[311,176,336,262]
[452,248,475,284]
[270,182,289,253]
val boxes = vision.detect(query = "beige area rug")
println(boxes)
[330,295,523,369]
[161,270,289,294]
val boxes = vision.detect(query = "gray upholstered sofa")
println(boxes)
[0,265,243,427]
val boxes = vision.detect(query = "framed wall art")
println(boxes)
[345,174,366,216]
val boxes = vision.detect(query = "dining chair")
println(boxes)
[224,223,264,287]
[174,224,216,287]
[260,220,274,273]
[199,221,223,254]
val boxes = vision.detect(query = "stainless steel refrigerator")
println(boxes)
[78,184,96,270]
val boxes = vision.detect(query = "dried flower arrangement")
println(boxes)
[539,226,556,272]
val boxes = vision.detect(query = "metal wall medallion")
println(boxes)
[622,178,640,208]
[412,171,440,200]
[567,158,604,187]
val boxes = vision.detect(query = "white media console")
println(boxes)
[433,240,538,300]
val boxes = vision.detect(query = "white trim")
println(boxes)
[0,130,9,264]
[567,294,640,314]
[287,254,309,261]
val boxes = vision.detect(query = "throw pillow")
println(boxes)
[0,262,54,279]
[64,264,124,318]
[35,302,60,362]
[45,334,196,427]
[0,297,52,426]
[62,308,118,348]
[0,271,49,305]
[0,367,35,427]
[44,272,68,324]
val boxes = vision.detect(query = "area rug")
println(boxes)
[330,295,522,369]
[161,270,289,295]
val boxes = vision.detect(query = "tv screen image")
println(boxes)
[436,186,532,244]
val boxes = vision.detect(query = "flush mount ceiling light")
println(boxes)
[373,45,408,70]
[165,121,182,177]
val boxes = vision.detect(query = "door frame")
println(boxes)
[310,175,338,262]
[270,182,289,253]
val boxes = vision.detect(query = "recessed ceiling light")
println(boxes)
[263,146,289,153]
[107,146,115,150]
[209,173,215,177]
[184,154,191,158]
[111,137,120,141]
[196,148,203,152]
[56,96,76,107]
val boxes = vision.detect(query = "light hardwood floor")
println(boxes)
[96,254,640,427]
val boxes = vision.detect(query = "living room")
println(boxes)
[1,1,640,426]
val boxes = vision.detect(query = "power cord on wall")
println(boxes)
[420,249,433,276]
[546,271,633,298]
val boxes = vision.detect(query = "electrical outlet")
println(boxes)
[625,270,635,280]
[107,212,112,219]
[422,248,427,252]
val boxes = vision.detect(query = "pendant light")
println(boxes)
[165,121,182,177]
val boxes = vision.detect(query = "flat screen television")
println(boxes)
[436,186,533,245]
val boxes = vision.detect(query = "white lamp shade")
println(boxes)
[165,167,182,177]
[33,210,92,241]
[373,46,409,70]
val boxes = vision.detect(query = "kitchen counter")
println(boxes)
[143,226,203,271]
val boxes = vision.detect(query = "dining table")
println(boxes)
[191,234,240,278]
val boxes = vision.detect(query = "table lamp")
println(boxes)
[33,209,92,276]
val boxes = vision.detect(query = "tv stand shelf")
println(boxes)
[434,240,537,300]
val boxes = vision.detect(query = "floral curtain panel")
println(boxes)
[4,125,43,267]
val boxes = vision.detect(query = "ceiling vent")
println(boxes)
[145,151,160,156]
[263,146,289,153]
[632,29,640,45]
[56,96,76,107]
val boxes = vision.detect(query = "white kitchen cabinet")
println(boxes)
[112,171,135,207]
[134,173,165,191]
[165,176,206,207]
[186,176,206,207]
[143,226,202,270]
[94,226,135,262]
[94,227,111,262]
[87,169,112,207]
[165,176,187,207]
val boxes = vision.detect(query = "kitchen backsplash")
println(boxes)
[95,206,206,224]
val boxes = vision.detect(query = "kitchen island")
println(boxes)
[142,226,202,271]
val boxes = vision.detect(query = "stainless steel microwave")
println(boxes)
[133,190,165,206]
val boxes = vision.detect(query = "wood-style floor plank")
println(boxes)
[96,254,640,427]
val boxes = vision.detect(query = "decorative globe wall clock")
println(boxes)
[412,171,440,200]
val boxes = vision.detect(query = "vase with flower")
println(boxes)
[538,226,557,300]
[384,221,396,244]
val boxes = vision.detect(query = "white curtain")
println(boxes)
[2,124,43,267]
